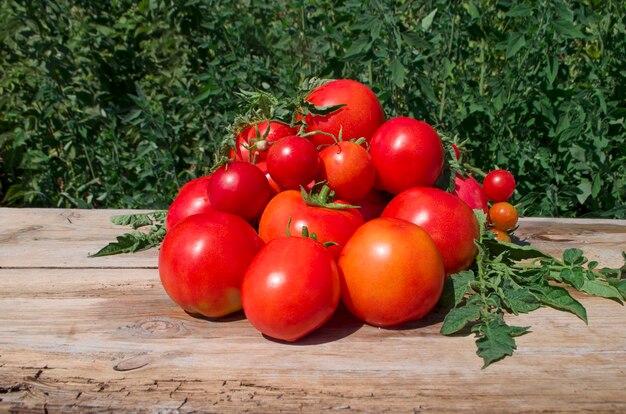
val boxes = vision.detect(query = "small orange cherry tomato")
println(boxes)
[490,228,511,243]
[489,202,518,232]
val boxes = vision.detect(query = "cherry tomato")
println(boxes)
[159,212,264,318]
[453,175,489,214]
[483,169,516,202]
[266,136,320,190]
[242,236,340,342]
[489,202,519,231]
[297,79,385,147]
[490,228,511,243]
[338,217,445,327]
[318,140,375,202]
[234,120,295,163]
[369,117,444,194]
[382,187,479,275]
[165,175,213,232]
[207,161,271,222]
[258,189,363,260]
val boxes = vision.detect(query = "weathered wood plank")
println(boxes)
[1,267,625,412]
[1,208,625,269]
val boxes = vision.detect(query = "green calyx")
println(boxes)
[300,183,359,210]
[284,217,338,248]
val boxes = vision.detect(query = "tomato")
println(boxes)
[318,140,375,202]
[242,236,340,342]
[369,117,444,194]
[234,120,295,163]
[453,175,489,214]
[298,79,384,147]
[165,175,213,232]
[490,228,511,243]
[255,161,281,196]
[258,189,363,260]
[382,187,479,275]
[489,202,519,231]
[353,189,391,222]
[452,144,461,160]
[483,169,516,202]
[338,217,445,327]
[207,161,271,222]
[159,212,264,318]
[266,136,320,190]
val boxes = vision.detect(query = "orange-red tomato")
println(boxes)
[338,218,445,327]
[318,140,375,202]
[242,236,340,342]
[490,228,511,243]
[258,190,363,260]
[489,202,519,231]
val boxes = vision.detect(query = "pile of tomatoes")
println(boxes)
[159,79,517,341]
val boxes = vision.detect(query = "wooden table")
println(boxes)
[1,208,625,413]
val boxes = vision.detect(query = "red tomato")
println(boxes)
[298,79,384,147]
[234,120,295,163]
[255,161,281,196]
[489,202,519,231]
[453,175,489,214]
[242,236,340,342]
[159,212,264,318]
[483,169,516,202]
[338,217,445,327]
[382,187,479,275]
[207,161,271,222]
[369,117,444,194]
[353,189,391,222]
[267,136,320,190]
[165,175,213,232]
[318,140,375,202]
[258,189,363,260]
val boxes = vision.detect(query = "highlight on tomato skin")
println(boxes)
[241,236,340,342]
[338,217,445,328]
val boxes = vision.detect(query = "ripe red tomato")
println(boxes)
[382,187,479,275]
[483,169,516,202]
[242,236,340,342]
[318,140,375,202]
[255,161,281,196]
[234,120,295,163]
[338,217,445,327]
[298,79,384,147]
[266,136,320,190]
[165,175,213,232]
[159,212,264,318]
[369,117,444,194]
[489,202,519,231]
[258,189,363,260]
[207,161,271,222]
[453,175,489,214]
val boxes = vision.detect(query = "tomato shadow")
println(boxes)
[262,304,364,346]
[382,304,448,331]
[185,309,247,322]
[510,233,531,246]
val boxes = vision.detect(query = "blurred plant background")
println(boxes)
[1,0,624,217]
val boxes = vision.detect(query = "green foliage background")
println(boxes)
[1,0,624,217]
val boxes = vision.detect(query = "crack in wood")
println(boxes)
[0,383,27,393]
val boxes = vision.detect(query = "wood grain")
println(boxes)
[0,208,625,413]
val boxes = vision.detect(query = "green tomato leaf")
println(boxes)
[475,319,529,368]
[483,238,552,261]
[111,211,167,229]
[580,279,624,303]
[502,288,541,314]
[440,304,481,335]
[421,9,437,31]
[505,33,526,58]
[562,248,585,266]
[531,285,588,323]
